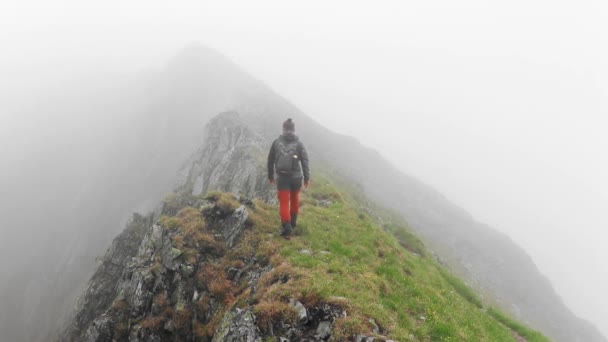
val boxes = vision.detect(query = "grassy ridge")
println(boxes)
[155,172,549,341]
[257,174,549,341]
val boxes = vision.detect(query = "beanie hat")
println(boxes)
[283,118,295,132]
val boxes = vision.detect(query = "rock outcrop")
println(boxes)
[60,192,362,342]
[177,111,274,202]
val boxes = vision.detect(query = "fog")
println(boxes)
[2,0,607,338]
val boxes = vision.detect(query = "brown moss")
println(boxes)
[173,234,185,249]
[110,299,128,312]
[232,259,245,269]
[172,308,192,330]
[259,262,294,288]
[153,293,168,308]
[206,192,240,212]
[177,207,205,231]
[193,321,206,337]
[298,291,324,308]
[256,240,281,265]
[113,321,129,340]
[159,215,181,229]
[139,316,165,330]
[196,264,236,305]
[254,300,298,332]
[330,315,370,342]
[193,306,226,339]
[195,295,211,317]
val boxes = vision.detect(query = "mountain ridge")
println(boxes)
[60,112,549,341]
[76,46,607,341]
[1,45,602,341]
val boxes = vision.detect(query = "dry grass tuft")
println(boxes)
[110,299,128,312]
[206,192,241,212]
[139,316,165,330]
[254,300,298,332]
[196,264,236,305]
[330,314,371,341]
[172,308,192,330]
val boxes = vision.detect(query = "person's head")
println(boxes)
[283,118,295,133]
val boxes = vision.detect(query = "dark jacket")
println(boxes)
[267,132,310,181]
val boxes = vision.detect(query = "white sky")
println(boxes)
[2,0,607,336]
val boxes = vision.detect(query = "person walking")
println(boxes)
[267,118,310,238]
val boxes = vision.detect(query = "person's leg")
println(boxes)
[290,178,302,227]
[276,177,293,237]
[290,189,300,227]
[277,190,291,223]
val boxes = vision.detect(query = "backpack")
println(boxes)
[275,139,299,176]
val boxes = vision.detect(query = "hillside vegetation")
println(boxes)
[140,172,548,341]
[243,173,548,341]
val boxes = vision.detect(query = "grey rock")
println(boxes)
[170,248,182,260]
[287,328,302,340]
[63,216,152,339]
[355,336,376,342]
[299,249,312,256]
[128,325,142,342]
[233,269,244,283]
[220,205,249,248]
[164,319,175,332]
[178,112,275,202]
[227,267,238,280]
[212,308,262,342]
[369,318,379,334]
[160,238,182,271]
[316,321,332,339]
[179,264,194,277]
[318,200,333,207]
[136,224,163,261]
[82,315,112,342]
[290,300,308,324]
[114,262,156,317]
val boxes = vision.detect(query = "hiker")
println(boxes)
[267,118,310,238]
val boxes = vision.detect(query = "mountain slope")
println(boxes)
[61,113,548,341]
[6,45,602,341]
[0,45,294,342]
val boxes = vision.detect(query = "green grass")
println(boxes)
[244,173,549,341]
[438,268,483,309]
[488,308,550,342]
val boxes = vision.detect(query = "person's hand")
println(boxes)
[303,180,310,189]
[268,179,275,185]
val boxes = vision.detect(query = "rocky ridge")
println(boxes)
[61,191,384,342]
[60,112,388,342]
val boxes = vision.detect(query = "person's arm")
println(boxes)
[267,140,276,182]
[299,142,310,186]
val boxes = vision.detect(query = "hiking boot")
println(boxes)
[291,213,298,228]
[280,221,293,238]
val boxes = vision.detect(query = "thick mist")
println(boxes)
[2,0,607,339]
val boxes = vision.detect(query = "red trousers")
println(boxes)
[278,190,300,223]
